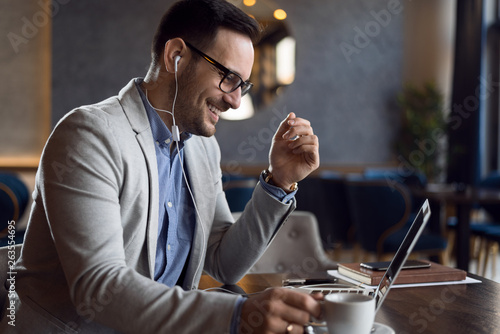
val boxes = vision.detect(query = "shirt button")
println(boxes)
[165,138,171,144]
[167,202,173,208]
[167,244,171,251]
[155,141,159,145]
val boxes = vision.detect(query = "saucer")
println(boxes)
[372,322,395,334]
[304,322,395,334]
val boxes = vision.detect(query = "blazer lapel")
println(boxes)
[118,79,159,279]
[182,139,216,286]
[183,140,214,219]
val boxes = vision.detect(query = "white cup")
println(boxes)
[323,293,375,334]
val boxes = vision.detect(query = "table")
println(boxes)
[199,272,500,334]
[412,184,500,271]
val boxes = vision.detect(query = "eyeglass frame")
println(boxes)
[184,41,253,96]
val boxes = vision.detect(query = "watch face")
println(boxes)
[262,170,298,191]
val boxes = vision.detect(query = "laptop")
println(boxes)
[294,198,432,312]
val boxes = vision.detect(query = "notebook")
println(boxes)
[337,260,466,286]
[295,198,432,312]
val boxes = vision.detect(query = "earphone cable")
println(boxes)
[145,67,206,287]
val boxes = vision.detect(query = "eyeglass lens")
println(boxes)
[221,74,252,96]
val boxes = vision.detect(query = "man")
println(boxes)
[0,1,322,333]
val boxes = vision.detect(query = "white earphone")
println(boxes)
[174,55,181,73]
[148,51,206,288]
[170,55,205,285]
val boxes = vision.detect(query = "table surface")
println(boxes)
[413,183,500,204]
[199,272,500,334]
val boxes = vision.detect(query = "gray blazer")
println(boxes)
[0,79,295,333]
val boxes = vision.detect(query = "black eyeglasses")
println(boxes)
[185,42,253,96]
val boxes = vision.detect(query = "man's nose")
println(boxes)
[222,88,242,110]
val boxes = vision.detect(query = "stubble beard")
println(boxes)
[173,65,217,138]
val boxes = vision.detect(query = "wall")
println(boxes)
[49,0,405,170]
[51,0,165,128]
[0,0,51,167]
[0,0,456,173]
[403,0,455,109]
[219,0,405,169]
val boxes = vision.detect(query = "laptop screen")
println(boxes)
[374,199,431,311]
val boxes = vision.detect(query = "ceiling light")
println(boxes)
[243,0,256,7]
[273,9,287,20]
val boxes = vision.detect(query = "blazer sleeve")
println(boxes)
[193,137,296,285]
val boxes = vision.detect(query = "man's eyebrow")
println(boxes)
[229,65,250,81]
[224,65,248,82]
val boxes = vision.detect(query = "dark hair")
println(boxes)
[151,0,261,67]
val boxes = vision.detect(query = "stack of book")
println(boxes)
[337,261,467,286]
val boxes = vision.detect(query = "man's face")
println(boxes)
[175,28,254,137]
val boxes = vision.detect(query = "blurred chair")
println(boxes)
[320,173,356,260]
[0,244,22,311]
[233,211,338,274]
[363,167,427,213]
[475,172,500,276]
[363,167,427,188]
[446,172,500,275]
[345,178,448,263]
[0,172,29,246]
[478,231,500,280]
[295,173,355,260]
[222,174,257,212]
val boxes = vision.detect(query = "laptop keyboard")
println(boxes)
[308,288,372,295]
[293,284,374,296]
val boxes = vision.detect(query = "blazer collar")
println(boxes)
[118,78,152,134]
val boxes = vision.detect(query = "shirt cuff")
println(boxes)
[230,296,247,334]
[259,173,297,204]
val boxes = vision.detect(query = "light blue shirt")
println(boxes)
[136,79,194,287]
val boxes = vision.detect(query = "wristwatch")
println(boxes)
[262,169,298,192]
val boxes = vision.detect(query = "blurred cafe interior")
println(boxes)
[1,0,500,283]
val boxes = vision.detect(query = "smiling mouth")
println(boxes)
[208,103,222,122]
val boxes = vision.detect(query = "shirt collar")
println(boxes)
[134,78,192,145]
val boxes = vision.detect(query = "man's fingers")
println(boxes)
[239,288,322,334]
[281,289,323,320]
[270,289,320,330]
[287,134,319,150]
[282,118,313,140]
[275,112,296,139]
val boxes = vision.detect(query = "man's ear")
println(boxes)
[163,38,187,73]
